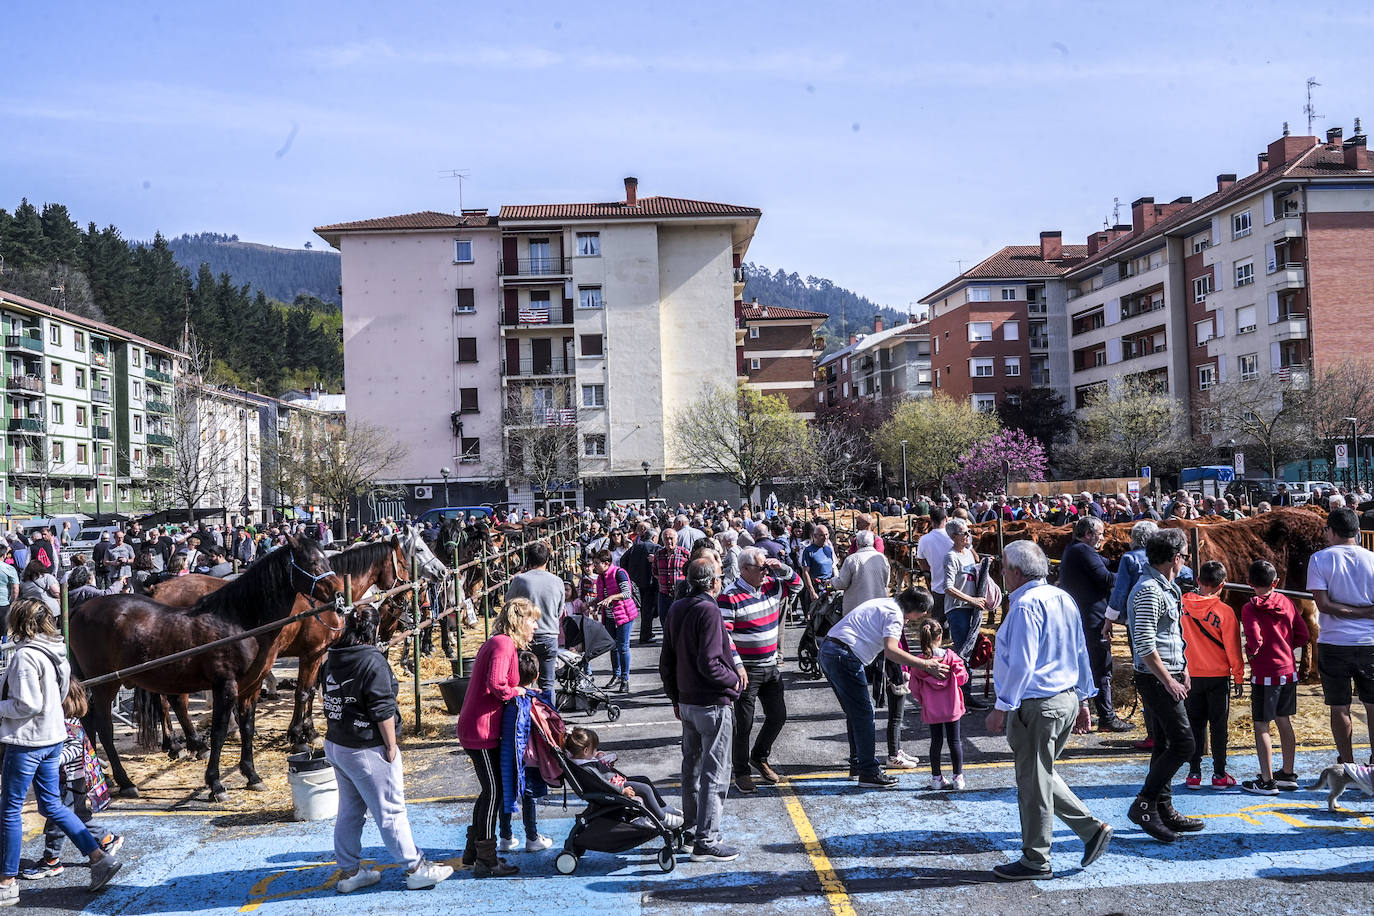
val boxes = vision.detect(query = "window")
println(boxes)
[73,331,84,352]
[1191,234,1211,254]
[576,233,600,256]
[584,435,606,457]
[1003,320,1020,341]
[1195,319,1215,346]
[459,387,479,413]
[973,393,997,412]
[454,239,473,263]
[84,484,93,501]
[581,384,606,408]
[1198,365,1215,390]
[1232,211,1252,238]
[76,444,87,463]
[74,368,85,389]
[50,403,62,425]
[967,287,991,302]
[580,334,604,357]
[841,357,848,373]
[933,369,940,388]
[1239,353,1259,381]
[51,441,62,463]
[842,382,849,397]
[14,485,24,501]
[457,337,478,362]
[455,288,476,313]
[218,430,227,443]
[132,447,142,466]
[48,325,60,346]
[1234,260,1255,287]
[1004,357,1021,377]
[63,483,73,501]
[933,337,939,355]
[968,322,993,342]
[578,287,603,310]
[49,362,61,385]
[132,381,141,399]
[750,357,761,371]
[133,414,143,433]
[101,482,111,500]
[1236,305,1257,335]
[971,357,995,377]
[748,326,759,338]
[76,406,87,426]
[1001,287,1017,300]
[1193,275,1212,303]
[132,350,141,367]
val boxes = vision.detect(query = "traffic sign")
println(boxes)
[1234,452,1245,476]
[1141,466,1151,479]
[1336,443,1349,469]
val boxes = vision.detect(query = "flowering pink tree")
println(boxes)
[948,428,1048,496]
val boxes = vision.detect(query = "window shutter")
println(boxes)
[1105,297,1121,326]
[1268,291,1280,324]
[1218,359,1228,382]
[1106,338,1122,363]
[1263,193,1274,224]
[1215,308,1225,336]
[1270,342,1282,372]
[1265,241,1276,272]
[1210,217,1221,246]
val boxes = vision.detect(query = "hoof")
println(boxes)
[211,789,229,803]
[246,780,269,792]
[118,785,140,799]
[290,743,311,756]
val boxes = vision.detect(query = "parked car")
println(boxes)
[68,525,121,556]
[416,506,494,527]
[1287,481,1339,505]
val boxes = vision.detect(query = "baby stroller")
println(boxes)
[797,588,845,678]
[551,746,683,875]
[557,615,622,721]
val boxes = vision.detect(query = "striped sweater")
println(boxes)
[717,565,803,668]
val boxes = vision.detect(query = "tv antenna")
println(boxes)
[951,258,966,274]
[1112,196,1121,225]
[439,169,471,213]
[1305,78,1323,135]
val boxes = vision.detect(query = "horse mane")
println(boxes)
[186,542,304,628]
[330,540,393,579]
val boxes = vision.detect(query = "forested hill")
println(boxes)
[741,264,905,351]
[165,233,342,306]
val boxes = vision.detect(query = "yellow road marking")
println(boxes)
[778,780,856,916]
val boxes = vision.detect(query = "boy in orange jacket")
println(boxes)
[1182,561,1246,790]
[1241,559,1309,795]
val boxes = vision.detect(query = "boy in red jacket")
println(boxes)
[1240,560,1310,796]
[1182,561,1245,790]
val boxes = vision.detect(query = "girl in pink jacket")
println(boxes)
[909,619,969,790]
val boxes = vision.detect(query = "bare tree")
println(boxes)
[873,394,997,495]
[503,381,583,513]
[1202,375,1307,480]
[169,337,240,524]
[804,420,870,498]
[1300,359,1374,480]
[668,382,809,500]
[304,422,407,538]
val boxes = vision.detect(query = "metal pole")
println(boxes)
[60,581,69,659]
[481,540,491,641]
[411,558,421,733]
[452,574,464,677]
[901,441,909,503]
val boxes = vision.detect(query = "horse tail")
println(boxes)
[134,688,162,750]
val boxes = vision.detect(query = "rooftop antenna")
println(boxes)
[1305,78,1323,135]
[49,283,66,311]
[951,258,966,274]
[439,169,471,213]
[1112,196,1121,224]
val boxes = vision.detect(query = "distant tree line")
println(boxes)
[0,199,343,395]
[740,263,906,353]
[164,233,342,306]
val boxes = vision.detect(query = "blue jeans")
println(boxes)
[499,794,540,841]
[946,605,981,661]
[818,639,880,779]
[2,741,99,877]
[607,615,634,680]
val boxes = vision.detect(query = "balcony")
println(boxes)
[1030,370,1051,386]
[497,256,573,281]
[1271,316,1309,342]
[148,465,173,479]
[4,334,42,353]
[1270,265,1305,289]
[93,425,112,440]
[499,301,574,327]
[5,375,43,396]
[146,367,173,383]
[733,267,746,285]
[147,432,174,447]
[501,356,574,378]
[1029,335,1049,350]
[1272,214,1303,239]
[146,398,171,414]
[90,388,112,404]
[1120,297,1166,321]
[96,463,113,476]
[1028,301,1047,315]
[88,349,110,369]
[7,417,43,434]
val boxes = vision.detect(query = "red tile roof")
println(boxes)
[919,244,1089,302]
[0,289,185,357]
[741,305,828,321]
[313,210,496,233]
[499,196,760,221]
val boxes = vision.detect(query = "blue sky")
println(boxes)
[5,1,1374,307]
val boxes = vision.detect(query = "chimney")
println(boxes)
[849,334,858,346]
[873,316,884,333]
[1344,134,1369,171]
[1268,132,1317,167]
[1257,152,1269,172]
[1130,197,1158,232]
[1039,230,1063,262]
[1327,127,1345,147]
[1216,174,1236,192]
[624,176,638,207]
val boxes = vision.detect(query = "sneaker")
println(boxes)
[992,861,1053,881]
[406,858,454,890]
[847,765,858,781]
[964,693,991,710]
[525,834,553,852]
[0,882,16,908]
[886,752,919,769]
[336,867,381,894]
[949,774,966,790]
[1185,772,1202,790]
[19,858,63,880]
[89,855,122,892]
[734,772,756,794]
[690,842,740,862]
[498,836,521,853]
[929,774,945,790]
[1241,776,1279,796]
[99,835,124,857]
[661,810,685,829]
[751,758,781,784]
[858,772,899,789]
[1099,717,1135,733]
[1080,821,1113,868]
[1211,773,1237,789]
[1273,770,1300,791]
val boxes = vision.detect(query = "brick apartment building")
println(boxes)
[814,316,931,410]
[737,303,827,418]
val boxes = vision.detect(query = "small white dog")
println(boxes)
[1314,763,1374,811]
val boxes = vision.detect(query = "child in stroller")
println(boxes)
[796,586,845,678]
[556,615,622,721]
[550,727,685,875]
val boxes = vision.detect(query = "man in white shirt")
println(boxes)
[986,540,1109,881]
[916,506,954,622]
[832,530,890,612]
[1306,506,1374,765]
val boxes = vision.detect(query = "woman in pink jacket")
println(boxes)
[591,550,638,694]
[457,597,540,878]
[909,619,970,790]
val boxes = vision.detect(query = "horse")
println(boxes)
[69,535,342,801]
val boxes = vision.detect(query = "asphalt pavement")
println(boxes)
[12,618,1374,915]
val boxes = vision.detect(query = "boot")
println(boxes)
[472,839,519,878]
[1127,795,1178,843]
[461,827,476,867]
[1157,799,1204,833]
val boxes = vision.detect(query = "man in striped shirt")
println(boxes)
[717,547,803,793]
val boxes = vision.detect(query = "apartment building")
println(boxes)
[814,317,933,410]
[237,389,343,520]
[182,385,264,524]
[0,289,183,519]
[919,234,1084,411]
[738,303,826,418]
[318,179,760,512]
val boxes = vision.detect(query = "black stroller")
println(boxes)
[552,747,683,875]
[797,588,845,678]
[557,615,622,721]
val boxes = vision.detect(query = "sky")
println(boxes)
[5,1,1374,309]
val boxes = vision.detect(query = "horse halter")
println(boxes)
[291,553,338,604]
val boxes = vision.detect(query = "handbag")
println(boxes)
[968,632,995,669]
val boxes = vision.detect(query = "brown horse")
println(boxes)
[145,537,413,755]
[69,535,342,801]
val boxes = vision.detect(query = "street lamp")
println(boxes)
[1345,417,1360,492]
[900,440,909,503]
[640,461,651,509]
[440,466,452,506]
